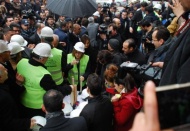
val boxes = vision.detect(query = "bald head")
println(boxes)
[73,24,81,35]
[113,18,121,28]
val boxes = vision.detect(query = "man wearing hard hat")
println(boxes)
[153,4,162,21]
[40,26,67,86]
[17,43,72,118]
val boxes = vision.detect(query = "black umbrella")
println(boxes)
[46,0,98,18]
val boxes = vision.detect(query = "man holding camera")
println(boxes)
[96,24,109,51]
[139,19,154,59]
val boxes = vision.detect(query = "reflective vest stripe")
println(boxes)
[54,76,63,83]
[50,69,62,74]
[45,48,63,85]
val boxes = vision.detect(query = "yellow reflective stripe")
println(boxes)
[54,76,63,83]
[50,69,62,74]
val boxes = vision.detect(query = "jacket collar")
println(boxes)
[29,58,47,69]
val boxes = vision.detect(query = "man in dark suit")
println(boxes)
[29,23,45,45]
[131,1,148,31]
[80,18,88,37]
[68,24,81,52]
[41,89,88,131]
[80,73,114,131]
[131,2,148,47]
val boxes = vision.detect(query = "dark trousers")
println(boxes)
[20,104,45,119]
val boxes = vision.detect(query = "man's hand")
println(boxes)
[71,59,79,65]
[30,119,36,129]
[168,0,184,18]
[129,27,133,33]
[16,73,25,85]
[151,62,164,68]
[80,76,84,82]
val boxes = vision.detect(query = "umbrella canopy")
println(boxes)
[46,0,98,18]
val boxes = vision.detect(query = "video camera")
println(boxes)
[102,3,110,13]
[120,62,162,86]
[141,35,152,43]
[98,24,108,34]
[98,24,112,36]
[22,9,36,19]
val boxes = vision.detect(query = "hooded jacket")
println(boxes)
[112,87,143,131]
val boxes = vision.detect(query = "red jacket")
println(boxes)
[112,87,143,131]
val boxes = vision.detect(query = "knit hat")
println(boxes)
[108,39,120,51]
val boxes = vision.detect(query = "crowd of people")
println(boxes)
[0,0,190,130]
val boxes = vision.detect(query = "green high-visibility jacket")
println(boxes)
[17,58,50,109]
[67,54,89,86]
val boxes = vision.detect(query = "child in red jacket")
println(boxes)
[111,73,143,131]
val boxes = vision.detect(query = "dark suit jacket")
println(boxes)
[68,33,80,53]
[80,26,88,37]
[80,95,114,131]
[0,84,30,131]
[131,10,144,31]
[29,32,41,45]
[40,114,88,131]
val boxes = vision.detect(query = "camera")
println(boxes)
[141,35,152,43]
[22,9,35,19]
[120,62,162,86]
[102,3,110,13]
[98,24,108,34]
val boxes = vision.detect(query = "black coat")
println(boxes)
[29,32,41,45]
[40,114,87,131]
[123,49,146,65]
[85,47,98,73]
[0,84,30,131]
[80,95,114,131]
[131,10,144,32]
[68,32,80,53]
[160,11,190,86]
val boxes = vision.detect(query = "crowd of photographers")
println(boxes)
[0,0,190,130]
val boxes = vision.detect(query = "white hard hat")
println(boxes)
[74,42,85,53]
[93,11,100,17]
[33,43,53,57]
[154,4,162,10]
[0,40,10,53]
[41,26,53,37]
[8,42,24,55]
[10,35,28,47]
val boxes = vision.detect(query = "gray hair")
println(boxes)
[88,16,94,23]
